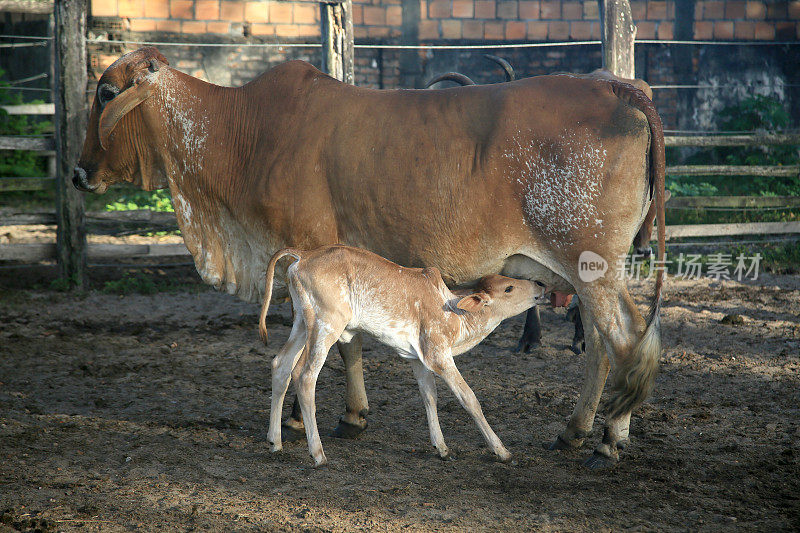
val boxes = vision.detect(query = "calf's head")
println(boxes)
[74,47,170,194]
[456,274,546,319]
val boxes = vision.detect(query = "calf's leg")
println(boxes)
[284,335,370,440]
[295,323,341,467]
[429,355,511,462]
[410,359,449,459]
[268,317,308,452]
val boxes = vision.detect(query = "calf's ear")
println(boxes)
[98,73,159,150]
[456,292,490,313]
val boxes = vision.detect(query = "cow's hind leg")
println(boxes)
[514,306,542,353]
[576,280,654,468]
[330,334,370,439]
[549,300,609,451]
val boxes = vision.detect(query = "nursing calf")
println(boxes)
[259,245,545,467]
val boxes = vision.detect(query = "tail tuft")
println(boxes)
[606,300,661,418]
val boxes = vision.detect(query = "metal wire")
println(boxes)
[0,34,52,41]
[0,42,47,49]
[87,38,321,48]
[637,39,800,46]
[354,41,601,50]
[1,86,51,92]
[667,205,800,211]
[5,73,49,85]
[653,83,800,90]
[664,129,800,135]
[664,235,800,247]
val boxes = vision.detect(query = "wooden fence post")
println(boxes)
[320,0,354,83]
[598,0,636,78]
[53,0,88,287]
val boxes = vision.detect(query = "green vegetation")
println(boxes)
[99,187,174,212]
[666,95,799,227]
[100,270,206,295]
[0,68,52,179]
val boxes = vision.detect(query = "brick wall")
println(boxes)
[89,1,800,42]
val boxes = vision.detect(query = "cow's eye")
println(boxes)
[505,285,513,293]
[535,281,546,287]
[98,84,118,107]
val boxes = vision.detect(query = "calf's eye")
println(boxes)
[505,285,513,293]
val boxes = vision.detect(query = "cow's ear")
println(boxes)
[456,292,490,313]
[98,72,158,150]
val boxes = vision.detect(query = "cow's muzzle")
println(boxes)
[72,166,98,192]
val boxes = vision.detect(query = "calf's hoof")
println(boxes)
[313,455,328,468]
[269,442,282,453]
[330,417,367,439]
[438,450,454,461]
[281,419,306,442]
[583,451,618,470]
[496,449,513,463]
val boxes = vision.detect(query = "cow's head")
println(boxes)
[74,47,170,194]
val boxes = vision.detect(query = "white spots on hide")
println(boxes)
[158,70,209,177]
[503,128,607,247]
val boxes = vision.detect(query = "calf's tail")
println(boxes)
[604,80,666,419]
[259,248,302,345]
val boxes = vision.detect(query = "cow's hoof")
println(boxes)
[547,435,581,451]
[281,420,306,442]
[330,417,367,439]
[514,338,541,353]
[438,451,455,461]
[570,343,584,355]
[583,451,618,470]
[313,456,328,468]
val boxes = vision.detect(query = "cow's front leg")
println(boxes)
[514,306,542,352]
[330,333,370,438]
[548,302,609,450]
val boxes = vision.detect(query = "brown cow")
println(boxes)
[74,47,665,467]
[426,65,665,354]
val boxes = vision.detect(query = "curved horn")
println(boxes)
[483,54,515,82]
[98,72,159,150]
[425,72,476,88]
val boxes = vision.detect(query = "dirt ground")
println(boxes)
[1,268,799,532]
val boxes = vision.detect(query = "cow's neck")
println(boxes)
[155,68,272,302]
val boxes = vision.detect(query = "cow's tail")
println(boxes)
[259,248,302,345]
[605,80,666,419]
